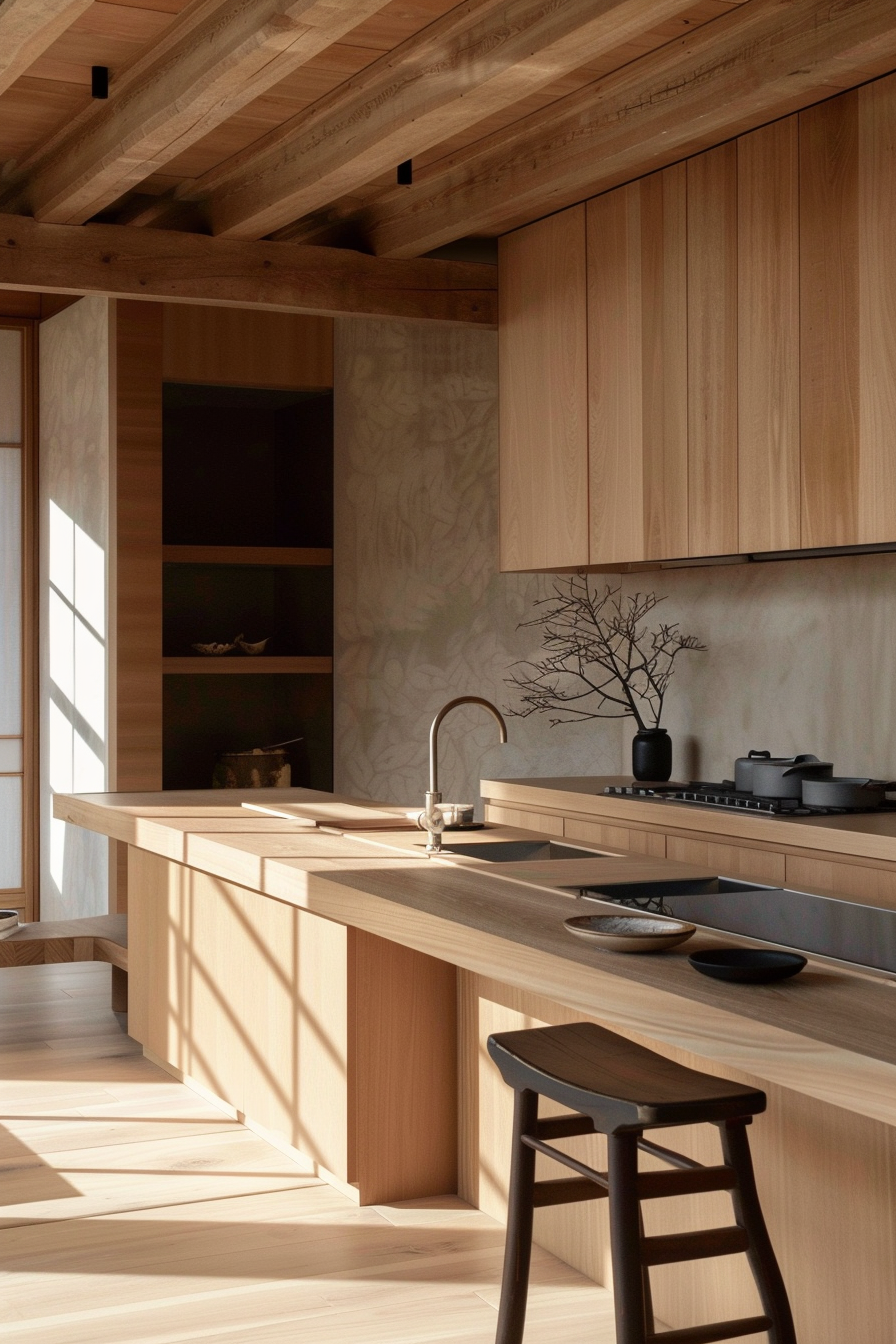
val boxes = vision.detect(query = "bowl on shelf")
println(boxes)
[191,641,235,656]
[235,634,270,656]
[564,913,695,953]
[688,948,807,983]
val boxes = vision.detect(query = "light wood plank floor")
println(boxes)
[0,961,629,1343]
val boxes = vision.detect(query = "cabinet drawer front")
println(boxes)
[564,816,665,857]
[666,837,785,885]
[483,804,564,836]
[785,855,896,912]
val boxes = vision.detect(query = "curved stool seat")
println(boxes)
[488,1022,796,1344]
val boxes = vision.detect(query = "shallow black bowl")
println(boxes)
[688,948,807,984]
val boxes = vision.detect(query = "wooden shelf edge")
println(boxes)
[162,546,333,566]
[163,656,333,675]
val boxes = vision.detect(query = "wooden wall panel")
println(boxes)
[349,929,457,1204]
[800,92,860,548]
[640,163,689,560]
[687,144,738,557]
[129,848,459,1205]
[587,183,643,565]
[112,301,164,911]
[499,208,589,571]
[737,117,801,553]
[162,305,334,389]
[858,72,896,544]
[665,835,786,886]
[563,814,666,858]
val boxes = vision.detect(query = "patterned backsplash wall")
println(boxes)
[333,319,623,811]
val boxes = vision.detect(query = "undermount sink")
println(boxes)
[437,840,606,863]
[578,876,777,903]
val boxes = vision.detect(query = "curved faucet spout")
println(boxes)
[428,695,508,801]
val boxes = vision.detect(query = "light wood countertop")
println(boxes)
[482,774,896,864]
[55,786,896,1128]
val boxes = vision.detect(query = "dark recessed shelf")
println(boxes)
[163,656,332,674]
[162,545,332,566]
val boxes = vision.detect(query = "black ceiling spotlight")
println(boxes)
[91,66,109,99]
[396,159,413,186]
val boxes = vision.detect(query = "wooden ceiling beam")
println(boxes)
[1,0,391,226]
[184,0,701,241]
[361,0,896,257]
[0,0,94,98]
[0,214,496,324]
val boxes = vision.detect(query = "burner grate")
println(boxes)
[603,782,896,816]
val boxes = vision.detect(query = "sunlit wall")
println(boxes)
[39,298,112,919]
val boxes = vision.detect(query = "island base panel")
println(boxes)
[460,971,896,1343]
[128,847,458,1205]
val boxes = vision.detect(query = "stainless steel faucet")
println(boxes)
[423,696,508,853]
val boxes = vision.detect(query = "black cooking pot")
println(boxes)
[751,755,833,799]
[801,776,896,809]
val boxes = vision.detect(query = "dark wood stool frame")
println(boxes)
[489,1024,796,1344]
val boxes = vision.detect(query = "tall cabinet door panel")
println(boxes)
[687,144,738,558]
[737,117,801,553]
[498,208,588,571]
[858,72,896,544]
[587,165,688,565]
[799,91,860,548]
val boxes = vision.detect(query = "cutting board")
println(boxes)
[242,801,419,830]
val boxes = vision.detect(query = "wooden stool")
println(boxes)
[488,1022,796,1344]
[0,915,128,1013]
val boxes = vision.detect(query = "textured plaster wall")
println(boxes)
[644,553,896,783]
[39,297,111,918]
[333,319,622,810]
[334,318,896,804]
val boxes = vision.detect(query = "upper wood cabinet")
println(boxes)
[498,70,896,572]
[498,208,588,571]
[587,165,689,565]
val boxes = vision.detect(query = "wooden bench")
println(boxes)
[0,915,128,1012]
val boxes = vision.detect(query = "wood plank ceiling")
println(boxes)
[0,0,895,297]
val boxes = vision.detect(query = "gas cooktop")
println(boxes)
[603,781,896,816]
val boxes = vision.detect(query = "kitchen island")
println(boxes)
[56,786,896,1342]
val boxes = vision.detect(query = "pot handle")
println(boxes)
[747,750,772,760]
[782,759,829,775]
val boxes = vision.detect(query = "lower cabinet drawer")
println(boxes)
[564,816,666,857]
[785,855,896,911]
[483,803,564,836]
[665,837,785,885]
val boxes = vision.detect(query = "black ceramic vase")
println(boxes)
[632,727,672,782]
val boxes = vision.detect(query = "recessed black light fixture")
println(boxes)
[396,159,413,186]
[91,66,109,99]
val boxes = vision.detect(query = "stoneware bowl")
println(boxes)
[688,948,806,983]
[564,913,695,954]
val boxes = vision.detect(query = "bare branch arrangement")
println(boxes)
[506,576,706,731]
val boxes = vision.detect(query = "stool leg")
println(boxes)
[607,1131,648,1344]
[496,1088,539,1344]
[720,1119,797,1344]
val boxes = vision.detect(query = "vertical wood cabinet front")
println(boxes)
[737,117,801,553]
[587,166,688,565]
[498,208,588,571]
[499,72,896,572]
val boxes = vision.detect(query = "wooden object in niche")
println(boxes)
[737,116,801,553]
[687,143,738,558]
[800,91,860,548]
[498,207,588,571]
